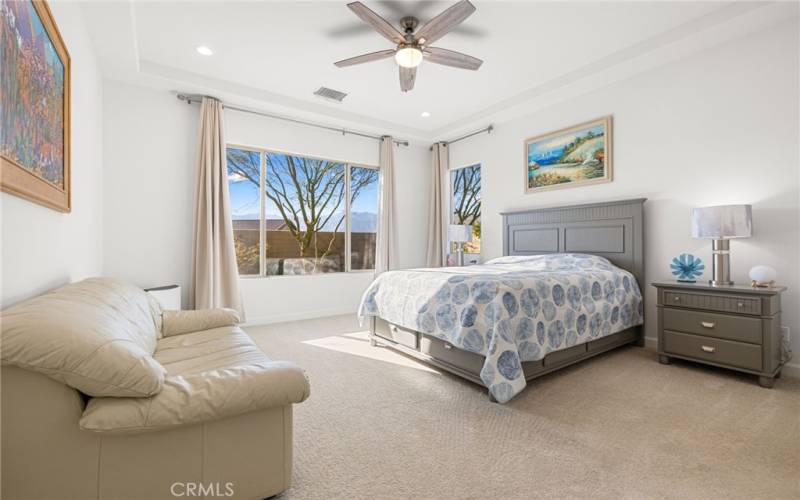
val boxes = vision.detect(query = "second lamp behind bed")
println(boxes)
[448,224,473,266]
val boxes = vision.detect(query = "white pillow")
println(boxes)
[1,278,166,397]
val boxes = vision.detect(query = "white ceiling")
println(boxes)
[82,1,795,140]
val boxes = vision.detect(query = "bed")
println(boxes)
[358,198,646,403]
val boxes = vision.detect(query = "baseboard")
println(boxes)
[782,361,800,379]
[645,336,799,379]
[243,306,358,327]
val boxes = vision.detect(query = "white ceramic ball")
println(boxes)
[749,265,777,283]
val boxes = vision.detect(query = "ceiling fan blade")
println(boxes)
[347,2,405,44]
[399,66,417,92]
[335,49,396,67]
[424,47,482,70]
[414,0,476,45]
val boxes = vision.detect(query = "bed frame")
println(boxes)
[370,198,646,399]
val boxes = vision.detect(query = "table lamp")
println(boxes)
[691,204,752,286]
[448,224,473,266]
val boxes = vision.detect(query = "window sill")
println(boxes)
[238,270,376,280]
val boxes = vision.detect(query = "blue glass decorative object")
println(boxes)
[670,253,704,282]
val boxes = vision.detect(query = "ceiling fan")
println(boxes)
[334,0,483,92]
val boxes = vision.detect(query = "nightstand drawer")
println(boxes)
[663,291,761,315]
[663,308,762,344]
[663,330,762,371]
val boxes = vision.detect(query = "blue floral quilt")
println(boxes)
[358,254,643,403]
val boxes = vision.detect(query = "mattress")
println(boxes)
[358,253,643,403]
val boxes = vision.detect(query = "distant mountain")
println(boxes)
[232,213,259,221]
[350,212,378,232]
[234,212,377,232]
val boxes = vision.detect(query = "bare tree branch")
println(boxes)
[452,165,481,225]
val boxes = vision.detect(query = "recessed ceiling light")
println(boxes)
[196,45,213,56]
[421,111,431,118]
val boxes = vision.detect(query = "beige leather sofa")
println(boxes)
[1,278,310,500]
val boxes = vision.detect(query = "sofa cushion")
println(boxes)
[1,278,166,397]
[79,326,310,433]
[161,308,240,337]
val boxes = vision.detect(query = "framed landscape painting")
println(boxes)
[524,116,612,194]
[1,0,71,212]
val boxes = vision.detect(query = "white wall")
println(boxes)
[0,3,103,307]
[102,81,198,306]
[102,80,429,322]
[448,21,800,365]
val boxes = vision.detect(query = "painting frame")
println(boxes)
[1,0,71,212]
[524,116,612,194]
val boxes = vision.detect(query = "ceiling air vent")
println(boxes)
[314,86,348,103]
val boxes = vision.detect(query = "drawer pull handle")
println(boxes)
[700,321,716,329]
[674,296,680,301]
[737,302,744,308]
[701,345,716,353]
[444,343,453,350]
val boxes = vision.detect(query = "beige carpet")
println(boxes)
[246,315,800,500]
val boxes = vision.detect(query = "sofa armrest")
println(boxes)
[79,361,310,434]
[161,308,240,337]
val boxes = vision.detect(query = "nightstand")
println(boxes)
[652,281,789,387]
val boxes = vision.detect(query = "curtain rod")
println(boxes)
[176,93,410,147]
[430,124,494,150]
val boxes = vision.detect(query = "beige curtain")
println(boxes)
[375,136,399,273]
[426,142,449,267]
[191,97,244,318]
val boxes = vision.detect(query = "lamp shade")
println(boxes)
[448,224,472,243]
[691,204,752,239]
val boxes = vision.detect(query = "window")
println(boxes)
[350,166,380,270]
[450,163,481,254]
[227,149,261,275]
[227,146,379,276]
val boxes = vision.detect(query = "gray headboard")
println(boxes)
[501,198,646,286]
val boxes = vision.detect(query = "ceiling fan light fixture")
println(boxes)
[336,1,481,91]
[395,46,423,68]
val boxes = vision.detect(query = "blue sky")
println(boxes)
[228,177,260,217]
[352,179,378,213]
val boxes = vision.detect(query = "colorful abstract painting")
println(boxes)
[1,0,70,211]
[525,116,612,194]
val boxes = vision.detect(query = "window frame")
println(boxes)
[227,143,379,278]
